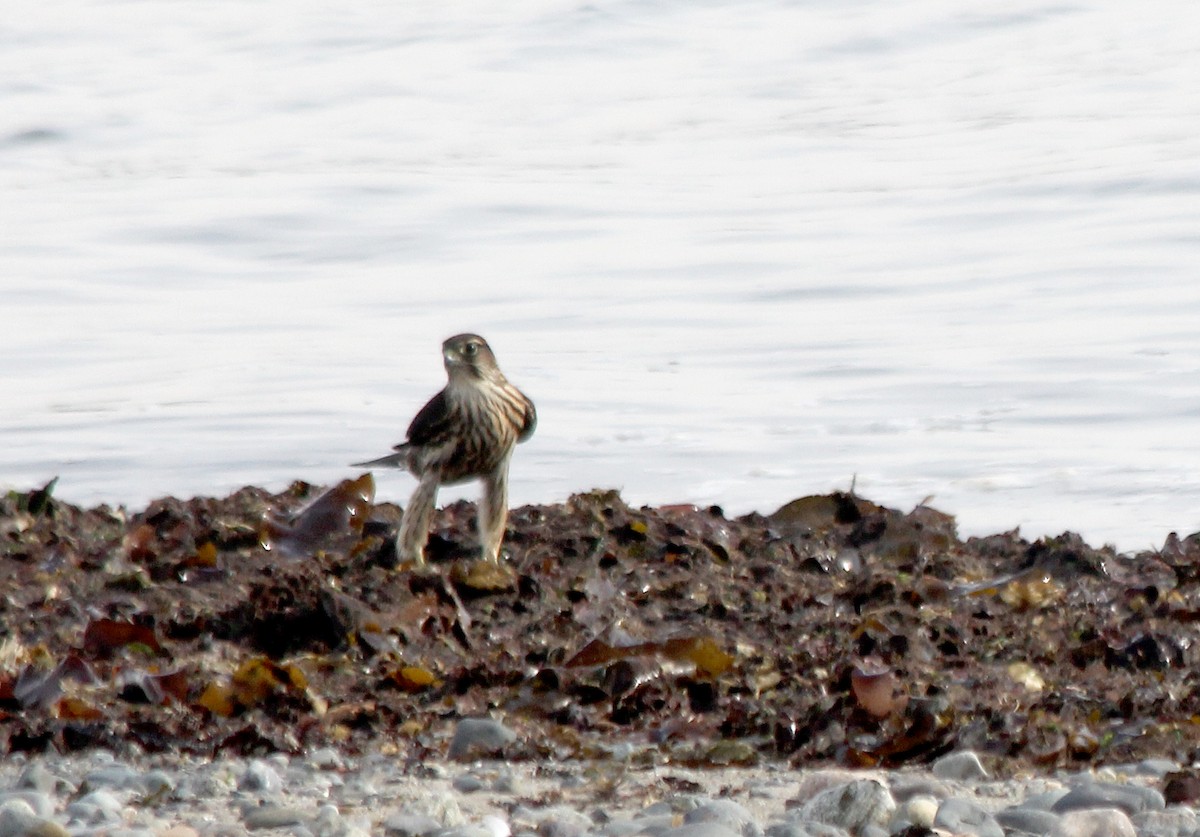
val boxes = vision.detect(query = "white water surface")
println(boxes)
[3,0,1199,550]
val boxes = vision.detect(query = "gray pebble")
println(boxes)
[448,718,518,760]
[438,827,507,837]
[398,793,466,827]
[538,811,592,837]
[173,766,233,802]
[301,770,343,797]
[0,799,39,837]
[15,763,59,795]
[342,773,380,803]
[675,798,709,815]
[1023,789,1073,812]
[31,819,73,837]
[624,813,676,836]
[995,806,1064,836]
[1117,783,1167,813]
[797,780,896,833]
[934,798,1004,837]
[887,776,953,804]
[1136,760,1182,778]
[240,759,284,795]
[597,818,649,837]
[511,804,540,829]
[493,769,520,794]
[685,799,762,837]
[313,803,345,837]
[453,775,487,793]
[65,788,126,825]
[1131,808,1200,837]
[1053,783,1165,816]
[141,769,176,797]
[384,813,444,837]
[244,803,310,830]
[765,823,849,837]
[659,823,742,837]
[310,748,346,771]
[932,750,989,782]
[0,791,55,819]
[1050,808,1137,837]
[83,764,140,790]
[793,773,860,803]
[523,807,590,837]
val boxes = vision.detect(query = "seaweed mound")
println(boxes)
[3,477,1200,777]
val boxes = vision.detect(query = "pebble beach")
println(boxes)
[0,741,1191,837]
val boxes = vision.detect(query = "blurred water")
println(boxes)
[3,0,1199,550]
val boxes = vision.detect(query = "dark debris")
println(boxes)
[3,480,1200,776]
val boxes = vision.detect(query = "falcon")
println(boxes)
[355,334,536,565]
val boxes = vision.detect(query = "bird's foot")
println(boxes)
[394,544,430,572]
[451,558,516,592]
[479,544,506,564]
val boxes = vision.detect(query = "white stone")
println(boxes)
[900,796,940,829]
[934,798,1004,837]
[1050,809,1137,837]
[931,751,989,782]
[0,799,38,837]
[240,759,284,795]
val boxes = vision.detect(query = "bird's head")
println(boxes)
[442,333,500,381]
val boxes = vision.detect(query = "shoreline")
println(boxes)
[4,473,1181,558]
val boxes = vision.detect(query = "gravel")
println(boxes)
[0,748,1193,837]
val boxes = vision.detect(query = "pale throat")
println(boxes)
[446,363,498,389]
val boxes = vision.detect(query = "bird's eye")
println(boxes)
[463,342,479,356]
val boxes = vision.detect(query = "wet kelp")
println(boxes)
[3,478,1200,774]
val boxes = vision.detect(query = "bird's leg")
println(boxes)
[478,459,511,563]
[397,472,440,566]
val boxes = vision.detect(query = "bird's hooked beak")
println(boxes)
[442,335,492,377]
[443,346,475,370]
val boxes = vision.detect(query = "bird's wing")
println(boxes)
[404,388,456,447]
[517,396,537,443]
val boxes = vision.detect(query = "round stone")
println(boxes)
[448,718,518,760]
[1050,809,1137,837]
